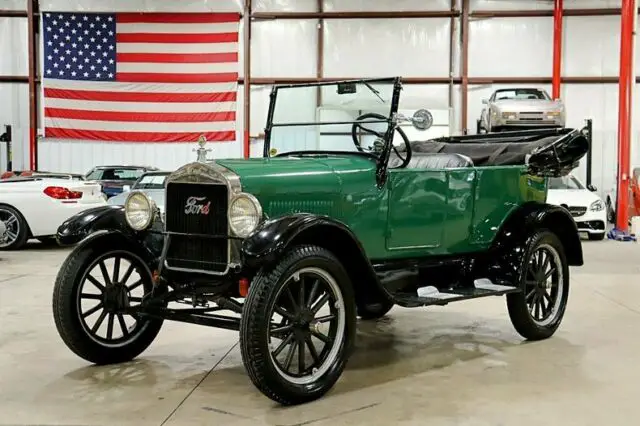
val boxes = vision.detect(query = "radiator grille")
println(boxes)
[164,182,229,273]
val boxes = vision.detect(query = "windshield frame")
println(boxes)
[262,77,403,163]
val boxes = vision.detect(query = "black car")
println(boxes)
[84,165,158,198]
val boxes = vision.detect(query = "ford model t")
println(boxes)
[52,77,589,405]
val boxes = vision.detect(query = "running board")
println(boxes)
[391,279,520,308]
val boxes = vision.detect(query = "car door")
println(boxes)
[385,166,476,254]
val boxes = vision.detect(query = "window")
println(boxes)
[548,175,584,190]
[86,168,146,181]
[134,174,168,189]
[492,89,549,101]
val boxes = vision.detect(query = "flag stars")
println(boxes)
[96,72,101,78]
[102,38,107,43]
[72,43,77,48]
[53,34,58,39]
[71,71,77,76]
[58,14,63,19]
[95,16,101,21]
[90,51,96,56]
[102,52,108,57]
[47,54,52,60]
[89,23,95,28]
[64,21,70,27]
[108,73,114,78]
[66,63,71,69]
[58,27,64,33]
[52,20,58,25]
[102,23,107,29]
[108,31,113,36]
[108,59,114,64]
[53,48,59,54]
[83,15,88,21]
[65,35,71,41]
[46,69,52,74]
[90,65,96,70]
[58,41,64,47]
[46,26,52,32]
[107,16,113,22]
[96,30,102,36]
[72,57,77,62]
[59,70,64,76]
[47,41,53,46]
[97,58,102,64]
[97,45,102,50]
[102,66,107,71]
[84,58,90,63]
[108,45,114,50]
[71,15,76,20]
[53,63,59,68]
[59,55,65,61]
[90,37,95,42]
[83,72,89,77]
[65,49,71,54]
[71,29,76,34]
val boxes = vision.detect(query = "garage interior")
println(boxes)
[2,0,640,425]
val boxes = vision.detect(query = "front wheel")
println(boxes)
[506,230,570,341]
[52,240,164,365]
[240,245,356,405]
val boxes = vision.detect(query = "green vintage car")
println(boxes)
[52,77,589,405]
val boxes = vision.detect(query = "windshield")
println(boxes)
[549,175,584,190]
[493,88,549,101]
[86,167,146,181]
[265,78,400,157]
[134,173,168,189]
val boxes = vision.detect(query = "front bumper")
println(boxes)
[572,208,607,234]
[493,113,564,128]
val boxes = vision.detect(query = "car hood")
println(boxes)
[493,99,562,112]
[214,155,377,217]
[546,188,602,207]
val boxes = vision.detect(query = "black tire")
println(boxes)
[357,298,394,320]
[506,229,570,341]
[240,245,356,405]
[0,204,29,250]
[588,232,605,241]
[52,239,164,365]
[37,236,59,246]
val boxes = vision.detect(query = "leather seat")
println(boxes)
[388,152,474,169]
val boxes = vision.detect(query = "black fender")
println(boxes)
[242,213,386,306]
[492,202,584,266]
[56,205,164,260]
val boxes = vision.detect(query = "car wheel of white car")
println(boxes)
[0,205,29,250]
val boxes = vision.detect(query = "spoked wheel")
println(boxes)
[240,245,356,405]
[269,267,345,383]
[507,230,569,340]
[53,241,164,365]
[0,205,28,250]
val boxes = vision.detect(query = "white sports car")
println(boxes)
[0,177,107,250]
[546,174,607,240]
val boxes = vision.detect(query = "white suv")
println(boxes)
[546,175,607,240]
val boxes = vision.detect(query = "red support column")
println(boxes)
[27,0,38,170]
[615,0,635,231]
[243,2,252,159]
[552,0,563,99]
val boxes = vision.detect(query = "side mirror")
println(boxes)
[122,185,131,192]
[587,184,597,192]
[411,109,433,131]
[482,99,488,105]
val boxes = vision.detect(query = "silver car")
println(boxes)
[107,171,169,214]
[478,88,566,133]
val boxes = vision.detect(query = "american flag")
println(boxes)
[42,12,240,143]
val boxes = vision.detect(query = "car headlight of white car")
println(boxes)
[228,193,262,238]
[125,191,157,231]
[590,200,605,211]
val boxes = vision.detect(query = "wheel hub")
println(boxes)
[103,284,130,313]
[0,220,6,243]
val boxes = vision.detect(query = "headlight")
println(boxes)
[501,111,517,119]
[590,200,604,211]
[546,111,562,117]
[228,193,262,238]
[125,191,156,231]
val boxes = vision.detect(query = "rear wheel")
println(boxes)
[52,241,164,365]
[0,205,29,250]
[506,230,569,341]
[240,245,356,405]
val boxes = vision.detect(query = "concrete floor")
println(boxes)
[1,237,639,426]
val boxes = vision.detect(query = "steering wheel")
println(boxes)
[351,112,412,168]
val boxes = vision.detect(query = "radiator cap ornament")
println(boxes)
[194,134,212,163]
